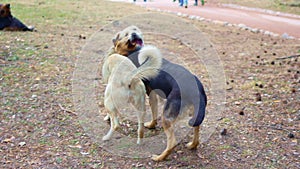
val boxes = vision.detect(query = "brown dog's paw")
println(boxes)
[144,120,157,129]
[151,154,164,161]
[186,141,199,149]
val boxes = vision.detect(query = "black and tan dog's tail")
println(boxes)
[189,76,207,127]
[128,45,162,83]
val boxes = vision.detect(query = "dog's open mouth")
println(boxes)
[129,38,143,48]
[133,38,143,46]
[129,33,143,48]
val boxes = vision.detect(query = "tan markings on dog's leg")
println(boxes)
[136,95,145,144]
[145,92,158,129]
[152,118,177,161]
[137,122,144,145]
[186,126,200,149]
[113,115,120,130]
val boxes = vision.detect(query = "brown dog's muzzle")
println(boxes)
[129,32,143,48]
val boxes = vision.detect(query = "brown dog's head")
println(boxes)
[0,4,11,18]
[112,25,143,56]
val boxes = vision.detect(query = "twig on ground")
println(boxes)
[275,54,300,60]
[246,124,299,131]
[58,103,77,116]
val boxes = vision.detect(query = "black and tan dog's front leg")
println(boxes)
[144,91,158,129]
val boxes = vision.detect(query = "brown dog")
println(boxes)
[111,26,207,161]
[102,45,162,144]
[0,4,34,31]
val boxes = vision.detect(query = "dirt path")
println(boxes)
[124,0,300,38]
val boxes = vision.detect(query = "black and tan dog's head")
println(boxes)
[112,25,144,56]
[0,4,11,18]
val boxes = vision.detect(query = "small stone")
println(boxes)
[256,101,263,105]
[198,17,205,21]
[264,31,271,35]
[79,35,86,39]
[271,33,279,37]
[255,93,262,101]
[80,152,89,155]
[238,24,246,29]
[189,15,196,20]
[282,33,291,39]
[213,20,226,25]
[19,142,26,147]
[288,133,295,138]
[234,101,241,105]
[220,128,227,135]
[239,110,244,115]
[182,14,188,17]
[251,28,259,33]
[291,88,296,93]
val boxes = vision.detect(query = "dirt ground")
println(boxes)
[0,0,299,168]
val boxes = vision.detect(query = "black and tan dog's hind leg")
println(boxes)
[152,116,177,161]
[151,98,179,161]
[186,126,200,149]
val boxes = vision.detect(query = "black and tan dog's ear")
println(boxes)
[5,4,10,9]
[112,33,120,46]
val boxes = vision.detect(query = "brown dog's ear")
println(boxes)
[5,4,10,9]
[112,33,120,46]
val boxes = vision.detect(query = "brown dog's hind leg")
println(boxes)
[102,98,120,141]
[186,126,200,149]
[144,91,158,129]
[152,117,177,161]
[136,93,146,144]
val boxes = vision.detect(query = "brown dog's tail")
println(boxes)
[128,45,162,83]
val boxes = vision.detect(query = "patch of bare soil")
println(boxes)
[1,0,299,168]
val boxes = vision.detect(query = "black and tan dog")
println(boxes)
[0,4,34,31]
[110,26,207,161]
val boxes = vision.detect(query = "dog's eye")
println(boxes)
[125,33,128,36]
[0,10,4,15]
